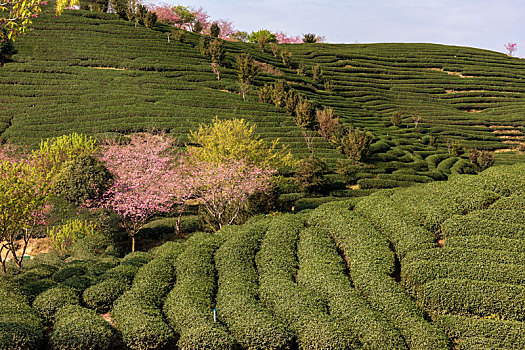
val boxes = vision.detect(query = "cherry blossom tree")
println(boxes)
[97,133,192,251]
[505,42,518,56]
[274,31,301,44]
[190,160,275,230]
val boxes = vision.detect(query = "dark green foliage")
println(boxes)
[435,314,525,349]
[0,30,16,65]
[419,278,525,321]
[79,0,109,12]
[210,22,220,38]
[332,126,374,163]
[294,96,315,128]
[296,226,407,349]
[294,154,327,193]
[302,33,318,43]
[215,221,294,350]
[256,215,358,349]
[33,286,80,322]
[112,251,181,350]
[83,277,130,312]
[51,305,115,350]
[0,285,45,350]
[62,274,93,292]
[143,11,157,29]
[52,265,88,283]
[193,21,203,34]
[120,251,152,267]
[54,155,113,205]
[308,202,449,350]
[101,264,140,283]
[164,234,235,350]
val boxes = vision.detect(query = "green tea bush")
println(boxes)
[83,277,130,312]
[308,202,449,350]
[120,251,152,267]
[52,265,88,283]
[354,191,436,259]
[435,314,525,349]
[419,278,525,321]
[129,257,175,306]
[100,264,139,283]
[32,286,80,322]
[256,215,358,349]
[215,221,294,350]
[296,226,406,349]
[442,214,525,240]
[164,234,235,350]
[51,305,115,350]
[0,286,44,350]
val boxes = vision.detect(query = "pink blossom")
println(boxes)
[274,31,302,44]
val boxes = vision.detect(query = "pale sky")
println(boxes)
[163,0,524,56]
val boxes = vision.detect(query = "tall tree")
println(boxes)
[236,53,259,101]
[98,133,193,251]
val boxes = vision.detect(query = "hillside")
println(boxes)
[1,9,525,187]
[2,163,524,349]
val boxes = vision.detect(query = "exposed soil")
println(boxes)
[437,238,445,248]
[90,67,127,71]
[254,61,283,76]
[349,184,360,190]
[466,109,483,113]
[426,68,474,78]
[0,237,52,261]
[100,312,115,327]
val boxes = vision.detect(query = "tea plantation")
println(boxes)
[1,8,525,190]
[1,163,524,349]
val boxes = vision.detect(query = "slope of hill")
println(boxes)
[2,163,524,349]
[1,9,524,188]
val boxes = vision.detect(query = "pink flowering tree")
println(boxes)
[98,133,194,251]
[275,31,301,44]
[190,159,275,230]
[505,42,518,56]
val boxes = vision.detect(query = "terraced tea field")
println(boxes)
[2,9,525,179]
[2,163,524,349]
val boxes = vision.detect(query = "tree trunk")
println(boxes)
[131,235,135,253]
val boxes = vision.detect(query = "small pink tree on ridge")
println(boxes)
[505,43,517,56]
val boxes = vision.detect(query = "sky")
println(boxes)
[163,0,524,56]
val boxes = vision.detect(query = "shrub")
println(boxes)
[0,30,16,65]
[294,154,327,194]
[101,264,140,283]
[280,49,292,67]
[52,264,88,283]
[48,219,97,254]
[164,234,235,350]
[112,292,176,350]
[215,221,294,350]
[120,251,152,267]
[294,96,315,129]
[51,305,115,350]
[312,63,323,82]
[83,277,130,313]
[210,22,220,38]
[317,108,339,140]
[468,148,495,170]
[0,286,45,350]
[62,275,93,293]
[143,11,157,29]
[33,286,80,322]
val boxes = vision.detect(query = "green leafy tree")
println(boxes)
[143,11,157,29]
[31,133,98,177]
[248,29,277,44]
[294,96,315,129]
[257,35,267,52]
[236,53,259,101]
[210,21,220,38]
[294,154,327,193]
[53,155,113,205]
[187,117,293,169]
[1,0,78,41]
[280,49,293,67]
[193,20,203,33]
[312,63,323,83]
[332,126,374,164]
[47,219,96,254]
[172,5,195,29]
[0,160,52,271]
